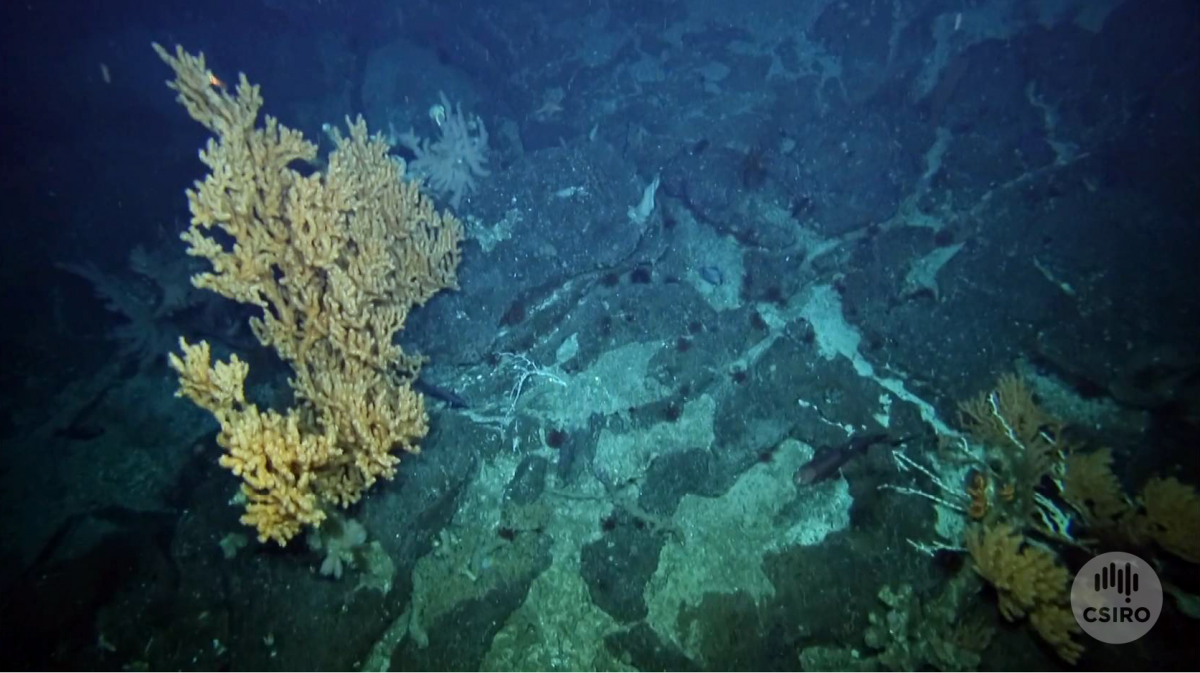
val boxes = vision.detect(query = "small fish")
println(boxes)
[414,378,471,409]
[698,265,724,286]
[54,422,105,442]
[793,432,910,486]
[54,384,115,442]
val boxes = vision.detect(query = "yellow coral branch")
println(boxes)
[966,523,1083,663]
[1140,476,1200,563]
[156,44,462,544]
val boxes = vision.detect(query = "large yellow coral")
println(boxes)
[967,523,1084,664]
[959,374,1077,540]
[1139,476,1200,563]
[155,44,462,544]
[959,374,1064,487]
[1061,447,1131,528]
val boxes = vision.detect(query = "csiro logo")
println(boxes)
[1071,551,1162,645]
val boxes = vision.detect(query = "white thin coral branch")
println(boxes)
[498,351,565,426]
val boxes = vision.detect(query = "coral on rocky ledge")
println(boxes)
[155,43,462,544]
[966,522,1083,664]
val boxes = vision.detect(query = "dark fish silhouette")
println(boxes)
[793,432,911,486]
[414,377,471,409]
[53,383,115,441]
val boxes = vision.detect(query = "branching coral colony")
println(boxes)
[884,373,1199,664]
[154,44,462,545]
